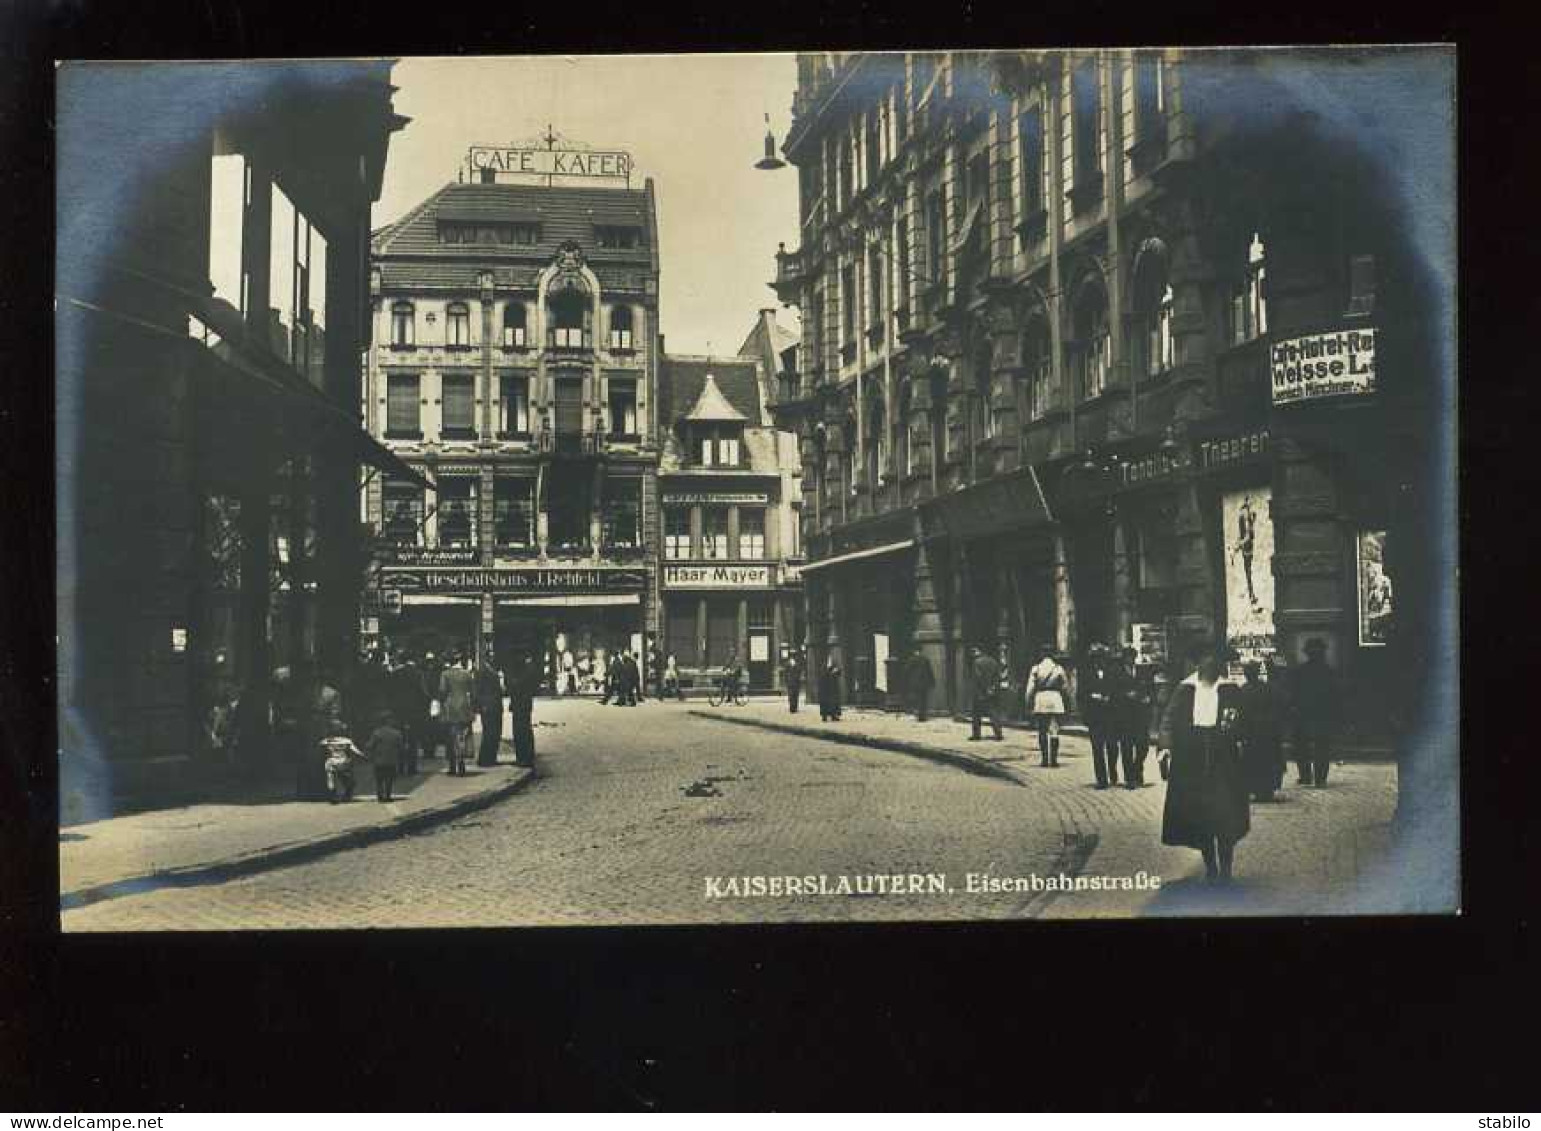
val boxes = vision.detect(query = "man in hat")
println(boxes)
[1291,637,1341,787]
[967,645,1003,742]
[1081,643,1123,788]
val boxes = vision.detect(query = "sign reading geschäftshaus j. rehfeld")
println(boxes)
[1270,327,1376,405]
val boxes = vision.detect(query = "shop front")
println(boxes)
[377,564,648,695]
[661,562,783,692]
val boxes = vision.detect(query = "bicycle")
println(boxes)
[707,672,747,707]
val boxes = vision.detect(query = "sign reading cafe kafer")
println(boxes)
[469,145,633,180]
[1270,327,1377,405]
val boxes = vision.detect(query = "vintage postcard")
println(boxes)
[55,48,1458,929]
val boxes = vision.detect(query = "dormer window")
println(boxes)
[696,426,742,467]
[596,225,643,250]
[439,221,539,245]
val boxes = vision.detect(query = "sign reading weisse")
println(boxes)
[1270,328,1377,405]
[661,492,770,506]
[381,567,646,595]
[469,146,633,181]
[664,563,773,589]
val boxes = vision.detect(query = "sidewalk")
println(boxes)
[60,754,535,910]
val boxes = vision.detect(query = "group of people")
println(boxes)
[598,648,646,706]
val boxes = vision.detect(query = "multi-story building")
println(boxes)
[770,49,1445,739]
[365,152,662,691]
[57,62,413,796]
[656,318,804,693]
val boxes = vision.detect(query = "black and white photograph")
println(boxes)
[53,47,1459,932]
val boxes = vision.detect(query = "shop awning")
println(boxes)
[798,539,915,575]
[496,594,641,608]
[924,465,1053,541]
[402,594,481,606]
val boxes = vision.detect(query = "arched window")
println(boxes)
[609,304,635,351]
[547,289,591,349]
[1132,245,1174,377]
[1227,232,1268,345]
[446,301,471,348]
[390,301,415,347]
[1072,279,1111,401]
[502,302,527,348]
[1022,315,1052,422]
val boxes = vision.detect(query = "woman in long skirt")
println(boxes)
[1156,641,1250,883]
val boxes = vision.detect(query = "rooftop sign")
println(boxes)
[467,144,634,185]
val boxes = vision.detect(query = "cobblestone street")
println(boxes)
[63,698,1401,930]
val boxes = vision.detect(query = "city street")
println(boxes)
[63,698,1400,930]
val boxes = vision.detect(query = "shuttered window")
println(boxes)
[386,373,420,436]
[441,374,475,437]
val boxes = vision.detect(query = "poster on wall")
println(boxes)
[873,633,890,692]
[1222,486,1277,666]
[1357,530,1393,646]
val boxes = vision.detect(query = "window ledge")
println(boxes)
[388,343,416,352]
[441,428,479,441]
[384,430,424,441]
[444,343,475,353]
[607,433,642,444]
[500,343,531,353]
[496,431,534,442]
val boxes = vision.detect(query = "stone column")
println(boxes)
[1112,515,1136,647]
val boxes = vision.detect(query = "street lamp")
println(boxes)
[754,113,786,171]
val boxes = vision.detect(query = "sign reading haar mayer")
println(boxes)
[664,563,774,589]
[469,146,633,180]
[1270,327,1377,405]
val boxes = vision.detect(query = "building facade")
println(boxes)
[57,62,413,797]
[365,162,662,693]
[770,50,1443,739]
[656,342,805,694]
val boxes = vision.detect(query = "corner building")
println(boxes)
[771,50,1441,740]
[366,169,661,691]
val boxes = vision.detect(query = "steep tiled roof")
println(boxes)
[659,356,763,427]
[372,182,654,265]
[377,260,649,295]
[684,374,748,423]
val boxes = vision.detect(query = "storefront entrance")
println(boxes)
[386,600,480,663]
[494,596,642,696]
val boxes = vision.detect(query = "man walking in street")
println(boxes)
[509,653,537,768]
[782,648,803,713]
[906,649,935,722]
[1082,643,1121,789]
[387,650,426,776]
[968,645,1003,742]
[1291,637,1341,787]
[475,652,505,767]
[438,649,476,776]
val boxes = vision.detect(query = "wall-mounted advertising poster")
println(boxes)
[1357,529,1393,646]
[1222,486,1276,663]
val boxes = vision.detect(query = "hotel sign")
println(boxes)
[1270,327,1377,405]
[381,566,647,595]
[469,146,634,181]
[664,564,774,589]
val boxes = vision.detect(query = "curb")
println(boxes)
[60,766,538,912]
[688,711,1028,786]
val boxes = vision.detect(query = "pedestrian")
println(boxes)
[365,709,405,802]
[388,651,425,775]
[1081,643,1121,788]
[475,653,505,767]
[1291,637,1341,787]
[620,650,641,706]
[315,666,344,730]
[967,645,1003,741]
[663,653,683,700]
[319,718,369,804]
[1115,647,1156,788]
[509,654,537,768]
[1236,659,1286,802]
[1156,640,1249,884]
[782,648,803,713]
[996,643,1016,722]
[438,649,476,776]
[906,649,936,722]
[1024,643,1070,767]
[421,650,447,761]
[818,651,843,721]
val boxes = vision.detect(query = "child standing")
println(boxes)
[365,710,407,802]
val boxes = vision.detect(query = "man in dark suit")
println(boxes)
[968,645,1003,741]
[906,649,936,722]
[1081,644,1121,789]
[509,654,537,768]
[1291,637,1341,786]
[475,653,504,767]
